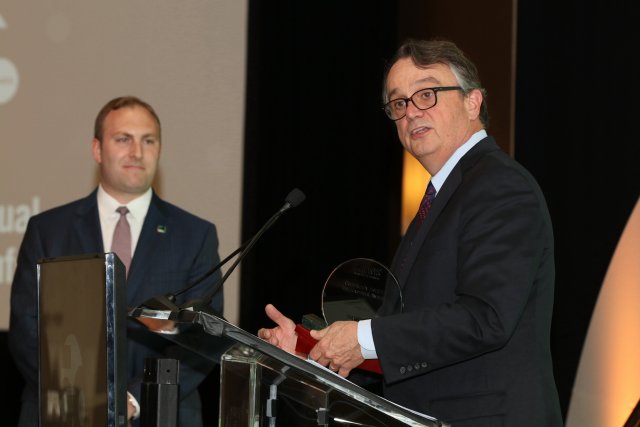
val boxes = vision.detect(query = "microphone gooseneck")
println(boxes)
[179,188,306,311]
[137,242,247,312]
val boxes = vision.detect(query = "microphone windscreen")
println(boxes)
[285,188,306,208]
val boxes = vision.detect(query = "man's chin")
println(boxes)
[119,182,152,197]
[127,184,152,195]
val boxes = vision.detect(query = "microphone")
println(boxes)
[180,188,306,312]
[136,188,305,314]
[135,243,246,312]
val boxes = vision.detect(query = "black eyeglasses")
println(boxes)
[382,86,463,121]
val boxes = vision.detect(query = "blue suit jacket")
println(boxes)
[9,190,224,427]
[372,137,563,426]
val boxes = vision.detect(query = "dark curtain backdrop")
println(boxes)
[515,0,639,417]
[240,0,640,421]
[240,2,401,328]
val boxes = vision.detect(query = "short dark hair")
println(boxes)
[383,39,489,128]
[94,96,161,141]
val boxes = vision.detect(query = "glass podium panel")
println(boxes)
[220,343,438,426]
[39,253,127,427]
[129,308,448,427]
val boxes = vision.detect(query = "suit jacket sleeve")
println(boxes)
[9,217,46,390]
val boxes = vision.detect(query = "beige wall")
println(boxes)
[0,1,247,329]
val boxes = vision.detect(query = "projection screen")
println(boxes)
[0,1,247,329]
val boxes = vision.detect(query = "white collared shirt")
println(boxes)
[429,129,487,193]
[357,129,488,359]
[97,185,151,418]
[97,185,153,256]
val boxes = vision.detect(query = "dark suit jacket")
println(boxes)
[8,190,224,427]
[372,137,563,426]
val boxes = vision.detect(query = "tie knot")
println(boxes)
[426,182,436,199]
[116,206,129,216]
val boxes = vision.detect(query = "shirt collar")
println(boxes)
[97,185,153,220]
[430,129,487,193]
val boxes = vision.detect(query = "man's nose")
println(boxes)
[405,99,423,119]
[129,140,143,158]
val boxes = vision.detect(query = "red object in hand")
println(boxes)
[294,324,382,374]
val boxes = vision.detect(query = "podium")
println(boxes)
[36,252,448,426]
[130,307,449,427]
[38,253,128,427]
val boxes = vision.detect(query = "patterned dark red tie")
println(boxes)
[416,181,436,226]
[397,181,437,274]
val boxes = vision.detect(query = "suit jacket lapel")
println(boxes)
[72,190,104,253]
[395,168,462,290]
[395,136,499,291]
[128,193,168,284]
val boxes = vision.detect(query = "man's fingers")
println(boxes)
[337,366,351,377]
[309,327,327,340]
[265,304,296,329]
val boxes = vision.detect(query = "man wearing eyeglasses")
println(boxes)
[259,38,562,426]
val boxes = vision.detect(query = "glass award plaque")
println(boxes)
[295,258,401,374]
[321,257,402,324]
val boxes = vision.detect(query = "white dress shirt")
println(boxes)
[96,185,152,419]
[97,185,152,255]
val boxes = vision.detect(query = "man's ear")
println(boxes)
[465,88,483,120]
[91,138,102,164]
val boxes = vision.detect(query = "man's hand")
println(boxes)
[127,398,135,420]
[257,304,298,354]
[136,317,177,334]
[127,392,138,424]
[309,321,363,377]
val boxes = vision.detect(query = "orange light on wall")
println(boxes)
[566,198,640,427]
[401,150,430,234]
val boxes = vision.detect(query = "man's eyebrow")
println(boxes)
[387,87,401,100]
[113,131,158,138]
[113,132,133,138]
[386,76,441,100]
